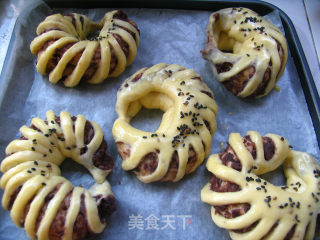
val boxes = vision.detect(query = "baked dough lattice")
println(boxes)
[201,131,320,240]
[1,110,116,240]
[30,10,140,87]
[113,63,218,183]
[202,7,288,98]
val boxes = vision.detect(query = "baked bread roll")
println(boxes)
[30,10,140,87]
[202,8,288,98]
[201,131,320,240]
[1,110,115,240]
[113,63,218,183]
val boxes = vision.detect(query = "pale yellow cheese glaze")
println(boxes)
[113,63,218,183]
[202,8,288,98]
[30,10,140,87]
[201,131,320,240]
[0,110,114,240]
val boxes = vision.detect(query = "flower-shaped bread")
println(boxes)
[201,131,320,240]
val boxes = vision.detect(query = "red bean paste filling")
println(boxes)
[222,66,256,96]
[186,145,197,174]
[219,145,242,171]
[36,10,139,82]
[214,203,251,219]
[209,135,277,234]
[45,188,115,239]
[215,39,285,97]
[200,90,214,99]
[243,135,257,159]
[284,224,296,240]
[135,151,159,176]
[35,184,62,234]
[161,150,179,181]
[93,194,117,222]
[233,220,260,234]
[215,62,233,74]
[262,136,275,161]
[251,61,272,97]
[49,190,73,240]
[203,120,211,133]
[131,71,144,83]
[72,194,89,240]
[135,145,197,178]
[28,116,113,171]
[8,185,22,210]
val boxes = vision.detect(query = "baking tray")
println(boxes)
[44,0,320,148]
[0,0,319,239]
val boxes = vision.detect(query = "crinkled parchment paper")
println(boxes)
[0,1,319,239]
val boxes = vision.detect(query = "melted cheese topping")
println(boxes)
[30,10,140,87]
[201,131,320,240]
[0,111,113,240]
[202,7,288,98]
[113,63,218,183]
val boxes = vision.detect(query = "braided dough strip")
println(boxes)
[30,10,140,87]
[201,131,320,240]
[202,7,288,98]
[113,63,218,183]
[0,111,115,240]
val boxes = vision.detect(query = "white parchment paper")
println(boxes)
[0,1,319,239]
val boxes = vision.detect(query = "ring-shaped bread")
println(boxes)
[202,8,288,98]
[201,131,320,240]
[0,110,116,240]
[30,10,140,87]
[112,63,218,183]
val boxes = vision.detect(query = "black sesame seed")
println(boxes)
[31,147,35,151]
[31,168,36,171]
[143,136,147,139]
[42,182,46,186]
[27,170,32,173]
[34,161,38,165]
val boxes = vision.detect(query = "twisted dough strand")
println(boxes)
[30,10,140,87]
[201,131,320,240]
